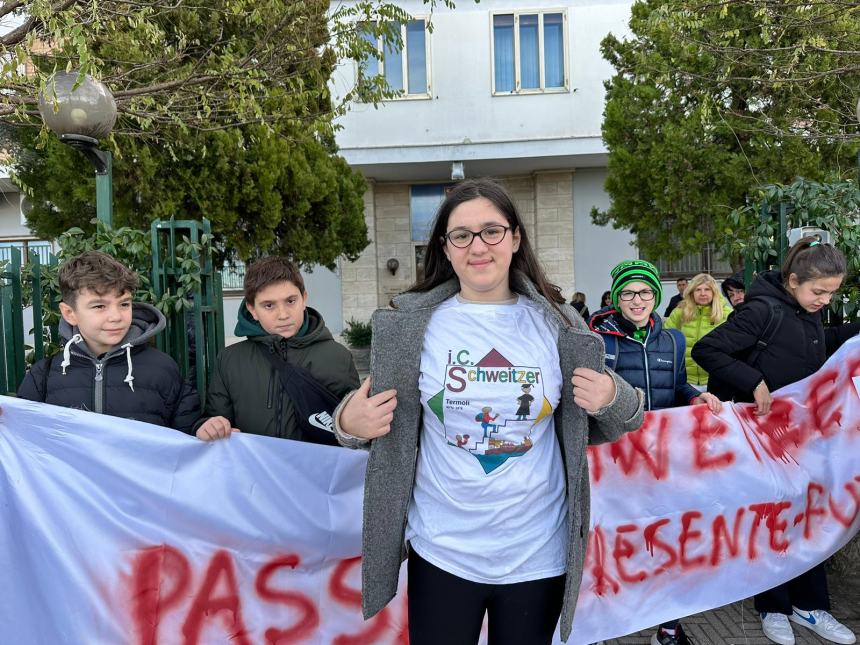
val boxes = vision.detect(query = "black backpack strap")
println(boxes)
[260,347,341,446]
[747,297,784,368]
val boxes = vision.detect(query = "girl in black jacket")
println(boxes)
[692,237,859,645]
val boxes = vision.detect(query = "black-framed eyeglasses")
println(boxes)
[619,289,655,302]
[444,225,511,248]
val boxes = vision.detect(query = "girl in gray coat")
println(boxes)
[335,179,644,645]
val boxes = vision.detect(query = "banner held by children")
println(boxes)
[1,337,860,644]
[576,336,860,642]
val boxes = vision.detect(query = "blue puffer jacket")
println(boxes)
[589,307,700,411]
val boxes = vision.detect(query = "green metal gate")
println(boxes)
[150,218,225,403]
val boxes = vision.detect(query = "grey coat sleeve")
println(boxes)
[332,389,372,450]
[586,368,645,445]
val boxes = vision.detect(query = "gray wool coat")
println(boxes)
[335,272,645,642]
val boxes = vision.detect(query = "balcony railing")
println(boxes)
[648,244,732,278]
[0,240,54,265]
[222,261,246,292]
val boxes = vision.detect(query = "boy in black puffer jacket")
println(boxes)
[18,251,200,433]
[193,257,359,445]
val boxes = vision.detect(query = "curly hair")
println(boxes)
[59,251,139,308]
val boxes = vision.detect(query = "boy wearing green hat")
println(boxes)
[589,259,721,645]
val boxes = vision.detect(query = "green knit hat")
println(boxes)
[610,260,662,309]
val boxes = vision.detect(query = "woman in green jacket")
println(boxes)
[665,272,732,389]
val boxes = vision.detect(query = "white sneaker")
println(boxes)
[761,612,796,645]
[789,608,856,644]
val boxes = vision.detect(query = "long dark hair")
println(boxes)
[408,178,569,323]
[781,235,846,285]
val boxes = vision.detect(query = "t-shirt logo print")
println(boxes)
[428,348,553,474]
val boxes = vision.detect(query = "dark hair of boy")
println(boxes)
[244,257,306,304]
[193,254,359,443]
[18,251,200,434]
[59,250,139,307]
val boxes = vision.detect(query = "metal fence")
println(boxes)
[0,240,54,265]
[0,248,59,394]
[150,219,224,401]
[650,243,733,278]
[151,219,225,402]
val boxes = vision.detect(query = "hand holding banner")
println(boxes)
[1,337,859,643]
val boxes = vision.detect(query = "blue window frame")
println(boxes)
[493,15,515,93]
[492,10,568,94]
[361,19,430,98]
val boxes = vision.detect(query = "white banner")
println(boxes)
[0,398,405,645]
[576,336,860,643]
[1,337,859,644]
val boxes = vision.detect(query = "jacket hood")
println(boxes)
[235,302,332,348]
[721,271,745,303]
[589,306,663,338]
[745,269,796,308]
[59,302,166,358]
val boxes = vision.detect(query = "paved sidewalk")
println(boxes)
[602,571,859,644]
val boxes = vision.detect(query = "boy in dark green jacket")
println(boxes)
[195,257,359,443]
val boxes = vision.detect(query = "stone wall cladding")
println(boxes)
[534,171,575,298]
[340,182,379,328]
[340,174,577,331]
[372,184,414,307]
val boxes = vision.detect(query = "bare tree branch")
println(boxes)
[0,0,416,135]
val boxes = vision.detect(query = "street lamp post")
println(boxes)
[37,71,117,227]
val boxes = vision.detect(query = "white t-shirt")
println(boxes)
[407,295,567,584]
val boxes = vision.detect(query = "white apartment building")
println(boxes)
[0,168,53,263]
[5,1,719,336]
[332,0,638,326]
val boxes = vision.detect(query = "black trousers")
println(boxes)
[754,562,830,614]
[407,550,565,645]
